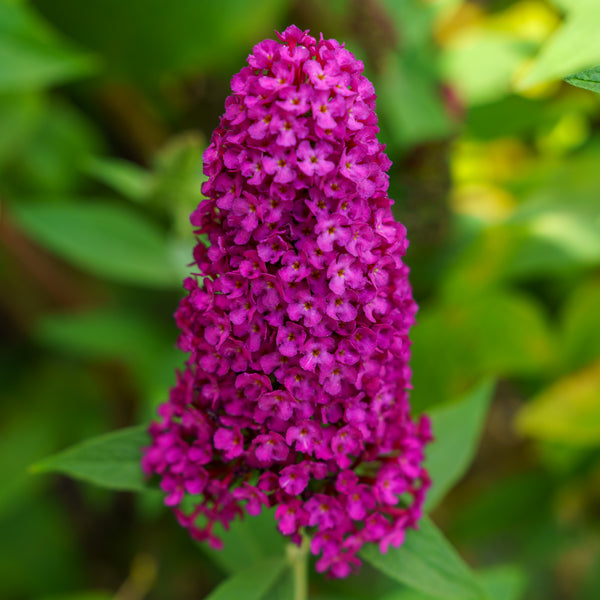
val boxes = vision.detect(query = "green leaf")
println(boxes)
[518,3,600,88]
[580,548,600,600]
[204,558,287,600]
[376,565,525,600]
[479,566,526,600]
[0,2,94,92]
[466,96,549,141]
[515,358,600,445]
[565,65,600,94]
[34,0,286,87]
[31,425,149,492]
[443,32,536,106]
[261,566,294,600]
[84,157,153,201]
[378,52,452,148]
[11,200,180,288]
[36,593,113,600]
[425,381,495,510]
[200,507,287,574]
[151,133,207,239]
[511,209,600,275]
[410,292,554,411]
[34,308,166,364]
[446,189,600,286]
[361,518,488,600]
[0,92,43,168]
[7,100,103,195]
[562,280,600,370]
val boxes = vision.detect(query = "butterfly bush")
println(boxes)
[142,25,432,578]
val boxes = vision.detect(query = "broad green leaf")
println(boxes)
[361,518,488,600]
[34,0,286,87]
[411,292,553,411]
[518,3,600,88]
[36,593,113,600]
[0,495,83,596]
[31,425,149,492]
[565,66,600,94]
[200,507,287,574]
[84,157,153,201]
[33,307,178,401]
[515,359,600,445]
[261,566,294,600]
[0,2,94,92]
[11,200,180,288]
[0,411,55,517]
[151,133,206,239]
[580,548,600,600]
[35,308,167,365]
[479,566,526,600]
[377,565,525,600]
[466,96,549,141]
[376,0,453,147]
[313,596,364,600]
[562,280,600,370]
[5,99,103,195]
[378,52,452,148]
[0,92,43,168]
[456,293,554,376]
[204,558,286,600]
[449,469,553,544]
[425,381,494,510]
[447,186,600,285]
[513,209,600,272]
[443,32,535,106]
[0,360,110,516]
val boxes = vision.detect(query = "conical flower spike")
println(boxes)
[143,25,432,578]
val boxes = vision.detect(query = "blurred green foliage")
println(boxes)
[2,0,600,599]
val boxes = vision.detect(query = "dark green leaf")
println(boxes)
[34,0,286,87]
[200,507,287,574]
[562,280,600,370]
[31,425,149,492]
[565,66,600,94]
[479,566,526,600]
[410,292,553,411]
[0,2,94,92]
[204,558,287,600]
[425,381,495,510]
[11,200,180,288]
[84,157,153,201]
[151,133,207,239]
[376,565,525,600]
[261,566,294,600]
[36,593,113,600]
[7,100,103,194]
[580,547,600,600]
[378,52,452,147]
[361,518,488,600]
[34,309,165,364]
[0,92,43,168]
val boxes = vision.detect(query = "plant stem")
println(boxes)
[287,533,310,600]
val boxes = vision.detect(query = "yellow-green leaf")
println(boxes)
[518,2,600,88]
[516,359,600,445]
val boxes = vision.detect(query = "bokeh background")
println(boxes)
[1,0,600,599]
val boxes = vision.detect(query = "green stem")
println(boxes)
[287,533,310,600]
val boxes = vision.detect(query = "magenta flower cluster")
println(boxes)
[142,25,432,578]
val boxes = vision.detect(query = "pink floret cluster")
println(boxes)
[142,25,432,578]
